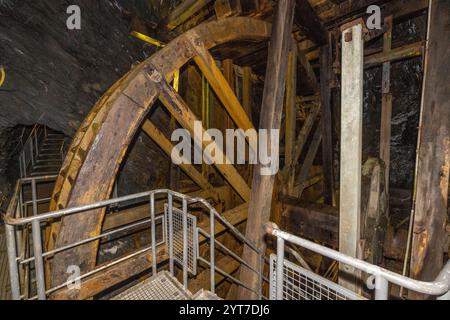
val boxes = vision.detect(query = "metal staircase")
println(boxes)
[18,125,66,178]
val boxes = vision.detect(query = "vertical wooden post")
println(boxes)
[339,21,364,292]
[320,40,335,205]
[379,16,393,192]
[410,0,450,287]
[223,59,235,130]
[285,44,298,194]
[238,0,296,300]
[242,66,253,121]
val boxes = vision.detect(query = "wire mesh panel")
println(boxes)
[165,205,198,275]
[270,254,366,300]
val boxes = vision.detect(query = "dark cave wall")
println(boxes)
[362,14,426,191]
[0,0,172,211]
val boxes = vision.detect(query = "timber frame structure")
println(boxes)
[1,0,448,301]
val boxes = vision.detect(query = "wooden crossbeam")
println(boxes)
[157,77,251,201]
[142,120,219,200]
[364,41,423,68]
[294,0,328,46]
[191,41,255,132]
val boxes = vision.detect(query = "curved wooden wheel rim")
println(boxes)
[48,17,271,285]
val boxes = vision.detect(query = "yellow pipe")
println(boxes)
[130,31,165,48]
[0,66,5,87]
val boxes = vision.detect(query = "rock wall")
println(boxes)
[0,0,171,211]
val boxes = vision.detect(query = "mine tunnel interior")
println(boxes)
[0,0,448,301]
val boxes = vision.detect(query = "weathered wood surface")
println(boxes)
[47,17,272,287]
[294,0,328,46]
[410,0,450,287]
[320,43,335,205]
[238,0,296,300]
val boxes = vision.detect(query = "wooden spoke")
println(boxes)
[190,39,255,132]
[157,76,251,201]
[142,120,219,200]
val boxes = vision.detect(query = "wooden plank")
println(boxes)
[294,0,328,46]
[142,120,219,199]
[410,0,450,286]
[283,202,338,248]
[379,16,393,191]
[158,78,251,201]
[285,45,298,193]
[364,41,423,69]
[238,0,296,300]
[242,66,253,120]
[339,21,364,292]
[192,45,254,132]
[320,42,335,205]
[167,0,213,30]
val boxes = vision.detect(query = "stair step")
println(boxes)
[30,171,59,177]
[32,164,61,170]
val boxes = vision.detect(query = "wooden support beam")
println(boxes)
[192,44,254,131]
[379,16,393,192]
[142,120,219,199]
[238,0,296,300]
[166,0,213,30]
[339,21,364,292]
[294,0,328,46]
[364,41,423,69]
[285,45,298,194]
[158,77,251,201]
[283,202,338,248]
[294,121,323,199]
[320,43,335,206]
[281,103,320,184]
[410,0,450,286]
[242,66,253,120]
[297,45,320,93]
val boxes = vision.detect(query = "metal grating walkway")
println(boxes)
[0,227,11,300]
[112,271,192,300]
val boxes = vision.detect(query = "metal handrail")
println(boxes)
[3,183,264,300]
[265,222,450,300]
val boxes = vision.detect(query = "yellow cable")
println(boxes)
[130,31,165,48]
[0,66,5,87]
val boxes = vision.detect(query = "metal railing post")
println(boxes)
[150,193,157,275]
[5,224,21,300]
[31,179,38,217]
[276,236,285,300]
[182,198,188,289]
[210,208,215,293]
[31,219,46,300]
[258,253,263,300]
[375,274,389,300]
[168,193,174,275]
